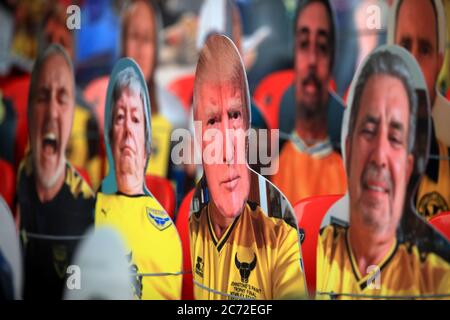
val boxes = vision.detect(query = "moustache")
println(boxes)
[361,163,393,193]
[302,72,322,91]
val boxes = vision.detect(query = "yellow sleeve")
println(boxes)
[315,229,329,300]
[272,225,307,299]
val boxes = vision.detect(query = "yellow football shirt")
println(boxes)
[271,137,347,206]
[95,192,183,300]
[316,224,450,299]
[416,138,450,219]
[190,202,306,300]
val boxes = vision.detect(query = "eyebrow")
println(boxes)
[418,38,434,50]
[389,120,405,134]
[297,27,310,36]
[296,27,329,43]
[361,114,379,126]
[317,29,329,40]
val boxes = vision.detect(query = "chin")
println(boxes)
[36,161,65,189]
[218,200,245,219]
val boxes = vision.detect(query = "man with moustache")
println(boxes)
[272,0,347,206]
[316,49,450,299]
[389,0,450,219]
[94,61,182,300]
[190,35,306,300]
[16,44,95,299]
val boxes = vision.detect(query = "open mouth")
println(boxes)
[42,132,59,156]
[304,82,318,94]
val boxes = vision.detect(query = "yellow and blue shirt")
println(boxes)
[95,192,183,300]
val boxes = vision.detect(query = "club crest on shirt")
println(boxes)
[235,252,257,283]
[52,244,69,279]
[195,256,204,278]
[146,207,172,231]
[418,191,449,219]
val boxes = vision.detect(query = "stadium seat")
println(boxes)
[0,159,15,212]
[294,194,344,296]
[145,175,176,220]
[0,74,31,170]
[252,69,294,130]
[446,89,450,102]
[175,189,194,300]
[429,211,450,241]
[166,74,195,112]
[74,166,92,189]
[83,75,110,133]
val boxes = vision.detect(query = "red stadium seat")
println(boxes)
[294,194,343,296]
[446,89,450,101]
[175,189,194,300]
[429,211,450,241]
[253,69,294,130]
[0,159,16,212]
[74,166,92,189]
[145,175,176,220]
[83,75,110,133]
[0,74,31,169]
[166,74,195,112]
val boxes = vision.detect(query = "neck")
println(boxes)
[117,177,144,196]
[295,115,328,146]
[209,201,240,240]
[348,224,395,277]
[36,169,66,203]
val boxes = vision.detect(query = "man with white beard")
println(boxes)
[16,44,95,299]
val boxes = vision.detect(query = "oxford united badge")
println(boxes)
[146,207,172,231]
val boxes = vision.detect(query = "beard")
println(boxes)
[297,71,326,120]
[35,155,66,190]
[358,163,394,234]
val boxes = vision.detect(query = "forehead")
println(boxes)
[37,54,73,87]
[127,2,155,31]
[196,82,246,117]
[356,74,410,126]
[296,2,331,33]
[396,0,437,43]
[115,88,144,111]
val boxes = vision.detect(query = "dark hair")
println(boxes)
[294,0,336,71]
[348,50,417,153]
[395,0,439,54]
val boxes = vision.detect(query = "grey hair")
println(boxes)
[27,43,75,122]
[348,50,417,153]
[107,67,152,172]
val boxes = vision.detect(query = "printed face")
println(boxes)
[196,81,250,220]
[395,0,441,105]
[124,1,156,82]
[30,53,74,190]
[347,74,413,238]
[294,2,332,118]
[112,88,147,194]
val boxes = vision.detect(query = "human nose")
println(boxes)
[369,129,389,170]
[221,118,235,164]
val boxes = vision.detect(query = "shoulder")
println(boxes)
[319,223,347,251]
[246,203,298,241]
[66,163,95,200]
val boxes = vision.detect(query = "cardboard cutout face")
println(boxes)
[318,45,450,300]
[101,58,152,195]
[189,34,306,300]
